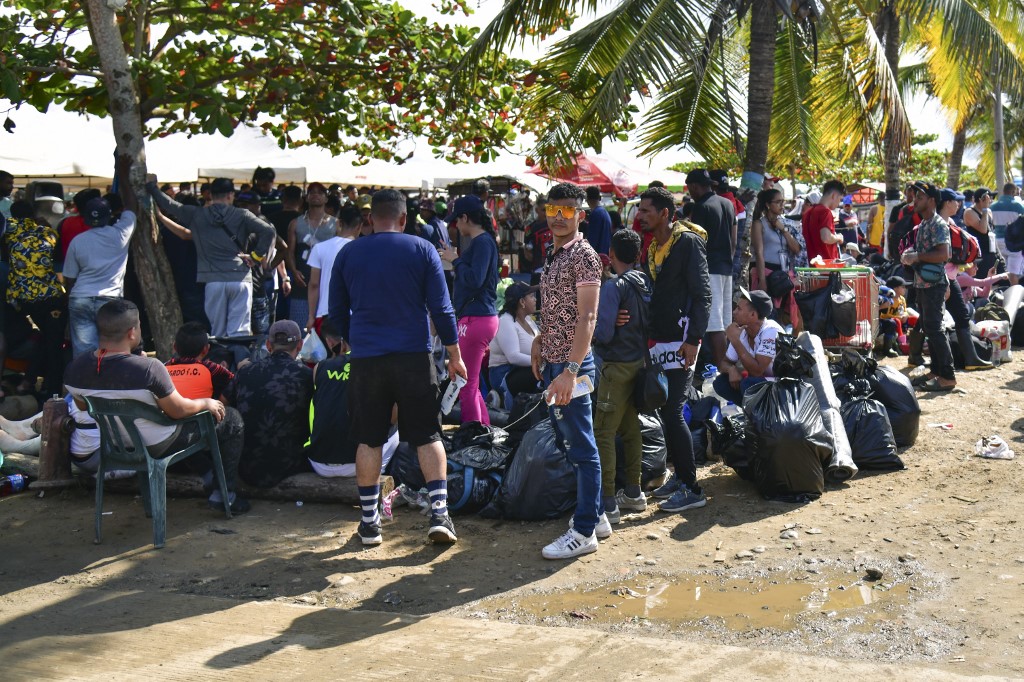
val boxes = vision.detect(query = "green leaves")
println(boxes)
[0,0,529,164]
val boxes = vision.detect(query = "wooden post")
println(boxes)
[33,396,76,490]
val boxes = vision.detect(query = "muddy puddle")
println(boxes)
[495,573,910,632]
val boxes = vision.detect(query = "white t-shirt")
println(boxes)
[488,312,538,367]
[307,236,352,318]
[725,319,784,379]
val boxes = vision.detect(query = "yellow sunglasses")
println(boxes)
[544,204,580,219]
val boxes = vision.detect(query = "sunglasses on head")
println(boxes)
[544,204,579,219]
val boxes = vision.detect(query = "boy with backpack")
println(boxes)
[592,230,653,523]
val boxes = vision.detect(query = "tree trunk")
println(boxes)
[880,4,901,202]
[741,0,777,193]
[993,71,1006,190]
[84,0,181,359]
[947,122,968,190]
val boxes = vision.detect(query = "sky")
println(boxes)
[0,0,962,185]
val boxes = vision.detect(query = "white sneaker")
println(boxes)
[543,528,598,560]
[569,512,612,539]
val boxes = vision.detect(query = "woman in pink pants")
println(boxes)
[440,195,499,424]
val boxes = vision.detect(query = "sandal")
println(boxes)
[919,378,955,392]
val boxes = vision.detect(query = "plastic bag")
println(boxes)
[615,412,667,489]
[772,333,816,380]
[840,398,904,470]
[707,413,752,480]
[795,333,858,483]
[829,274,858,337]
[445,422,512,471]
[867,365,921,447]
[744,379,833,502]
[795,284,831,337]
[975,435,1015,460]
[297,330,328,364]
[480,420,576,520]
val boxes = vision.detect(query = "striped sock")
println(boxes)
[427,479,448,517]
[358,484,380,525]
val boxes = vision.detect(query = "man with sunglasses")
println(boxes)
[530,182,606,559]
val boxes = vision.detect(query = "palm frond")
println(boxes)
[768,21,822,166]
[514,0,723,165]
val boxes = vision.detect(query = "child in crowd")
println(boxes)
[878,276,912,357]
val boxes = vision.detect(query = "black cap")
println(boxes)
[885,276,908,288]
[739,287,773,318]
[502,282,539,312]
[211,178,235,194]
[83,197,112,227]
[685,169,713,187]
[708,169,730,188]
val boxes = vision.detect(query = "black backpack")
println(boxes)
[1005,215,1024,253]
[888,207,916,258]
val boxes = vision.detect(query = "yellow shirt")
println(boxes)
[868,205,885,248]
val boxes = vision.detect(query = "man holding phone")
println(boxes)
[530,182,606,559]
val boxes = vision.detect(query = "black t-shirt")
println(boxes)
[690,191,736,275]
[269,209,301,243]
[305,355,357,465]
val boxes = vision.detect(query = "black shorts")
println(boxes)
[349,352,441,448]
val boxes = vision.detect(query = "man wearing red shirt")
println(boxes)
[57,189,101,264]
[802,180,846,262]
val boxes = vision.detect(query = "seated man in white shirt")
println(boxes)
[713,288,784,405]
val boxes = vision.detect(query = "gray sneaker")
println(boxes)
[659,487,707,513]
[651,475,683,499]
[604,505,621,524]
[615,489,648,512]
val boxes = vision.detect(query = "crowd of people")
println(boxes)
[0,158,1022,560]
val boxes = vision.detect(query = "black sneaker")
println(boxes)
[358,520,383,546]
[427,512,458,544]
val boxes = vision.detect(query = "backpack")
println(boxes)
[1005,215,1024,253]
[898,222,979,265]
[888,207,916,258]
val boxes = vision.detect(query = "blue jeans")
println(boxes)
[488,363,513,410]
[69,295,118,358]
[712,373,768,406]
[543,354,601,537]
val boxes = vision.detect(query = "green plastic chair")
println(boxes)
[83,396,232,549]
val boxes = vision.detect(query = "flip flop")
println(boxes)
[919,378,955,392]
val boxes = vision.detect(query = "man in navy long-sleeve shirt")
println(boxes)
[329,189,467,547]
[585,186,613,256]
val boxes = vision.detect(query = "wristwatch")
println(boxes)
[565,361,581,376]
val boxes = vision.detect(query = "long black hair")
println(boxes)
[752,188,782,223]
[461,208,497,239]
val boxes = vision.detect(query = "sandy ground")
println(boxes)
[2,356,1023,679]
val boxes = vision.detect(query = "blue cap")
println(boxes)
[83,197,112,227]
[452,194,486,217]
[842,194,853,205]
[940,188,965,203]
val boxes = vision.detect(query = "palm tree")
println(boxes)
[450,0,1022,196]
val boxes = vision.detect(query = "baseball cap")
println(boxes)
[974,187,992,200]
[356,194,372,210]
[83,197,112,227]
[939,188,965,203]
[434,200,448,215]
[502,282,539,311]
[708,170,730,188]
[235,191,260,205]
[885,275,908,288]
[306,182,327,194]
[845,242,861,255]
[268,319,301,345]
[842,194,853,205]
[452,194,485,216]
[419,198,436,213]
[210,178,235,194]
[805,191,822,205]
[911,181,940,199]
[739,287,773,318]
[766,175,782,183]
[685,169,713,186]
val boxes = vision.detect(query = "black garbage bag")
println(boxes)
[867,365,921,447]
[446,464,503,515]
[773,334,816,379]
[744,379,833,502]
[615,412,668,490]
[505,392,547,446]
[389,441,425,490]
[707,413,751,480]
[443,402,510,427]
[686,395,719,467]
[480,420,576,520]
[840,398,904,470]
[829,274,858,337]
[445,422,511,469]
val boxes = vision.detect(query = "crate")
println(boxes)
[796,266,879,349]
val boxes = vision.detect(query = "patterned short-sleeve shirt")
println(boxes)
[4,218,63,303]
[540,233,602,362]
[914,213,951,289]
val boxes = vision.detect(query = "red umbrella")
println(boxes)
[527,154,639,198]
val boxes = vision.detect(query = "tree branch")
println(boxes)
[16,64,104,79]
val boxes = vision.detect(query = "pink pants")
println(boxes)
[457,315,499,424]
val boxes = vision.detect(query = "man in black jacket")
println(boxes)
[686,169,735,366]
[638,187,712,514]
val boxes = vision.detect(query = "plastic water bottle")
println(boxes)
[0,474,27,496]
[856,319,871,347]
